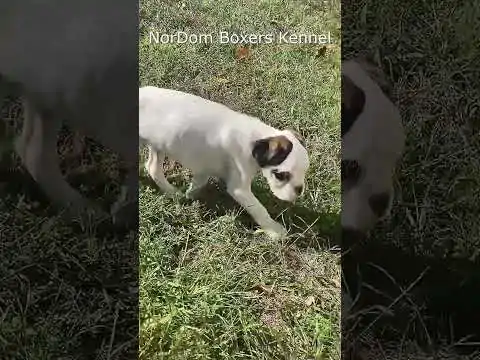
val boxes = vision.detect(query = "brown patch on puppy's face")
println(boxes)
[341,75,366,137]
[252,135,293,168]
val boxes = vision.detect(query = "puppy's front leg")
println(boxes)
[145,146,179,196]
[227,182,287,238]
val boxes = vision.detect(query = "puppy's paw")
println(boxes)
[185,188,201,200]
[256,222,288,239]
[60,201,108,227]
[163,188,182,199]
[185,180,208,200]
[185,190,195,200]
[265,230,285,240]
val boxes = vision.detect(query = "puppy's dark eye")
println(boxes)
[272,170,291,182]
[341,159,362,192]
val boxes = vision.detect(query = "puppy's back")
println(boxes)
[139,87,231,114]
[139,86,255,139]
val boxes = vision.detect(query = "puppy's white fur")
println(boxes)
[342,59,405,233]
[139,86,310,238]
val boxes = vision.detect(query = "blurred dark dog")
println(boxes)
[341,57,405,244]
[341,57,406,350]
[0,0,138,227]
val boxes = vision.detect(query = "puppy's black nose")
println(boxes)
[294,185,303,195]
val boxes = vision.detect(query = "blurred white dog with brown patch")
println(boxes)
[139,86,310,239]
[341,57,405,240]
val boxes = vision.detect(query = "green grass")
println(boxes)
[344,0,480,257]
[343,0,480,357]
[139,0,341,359]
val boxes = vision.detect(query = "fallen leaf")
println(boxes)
[235,46,251,61]
[214,77,229,84]
[315,44,335,57]
[251,284,274,295]
[316,46,327,57]
[305,295,315,307]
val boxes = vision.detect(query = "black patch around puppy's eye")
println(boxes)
[341,159,362,190]
[272,170,291,182]
[341,75,366,137]
[368,192,391,218]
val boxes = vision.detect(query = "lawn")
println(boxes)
[138,0,341,359]
[343,0,480,357]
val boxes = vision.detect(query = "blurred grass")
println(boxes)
[342,0,480,357]
[343,0,480,258]
[0,93,138,358]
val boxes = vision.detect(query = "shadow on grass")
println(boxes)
[0,126,134,239]
[343,233,480,355]
[140,173,340,251]
[1,127,138,358]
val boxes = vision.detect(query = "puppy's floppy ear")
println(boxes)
[354,55,393,100]
[341,159,362,191]
[287,129,306,148]
[341,74,365,137]
[252,135,293,167]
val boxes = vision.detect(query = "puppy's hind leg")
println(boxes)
[145,145,179,196]
[15,99,103,221]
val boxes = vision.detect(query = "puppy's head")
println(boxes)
[341,57,403,238]
[252,130,309,202]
